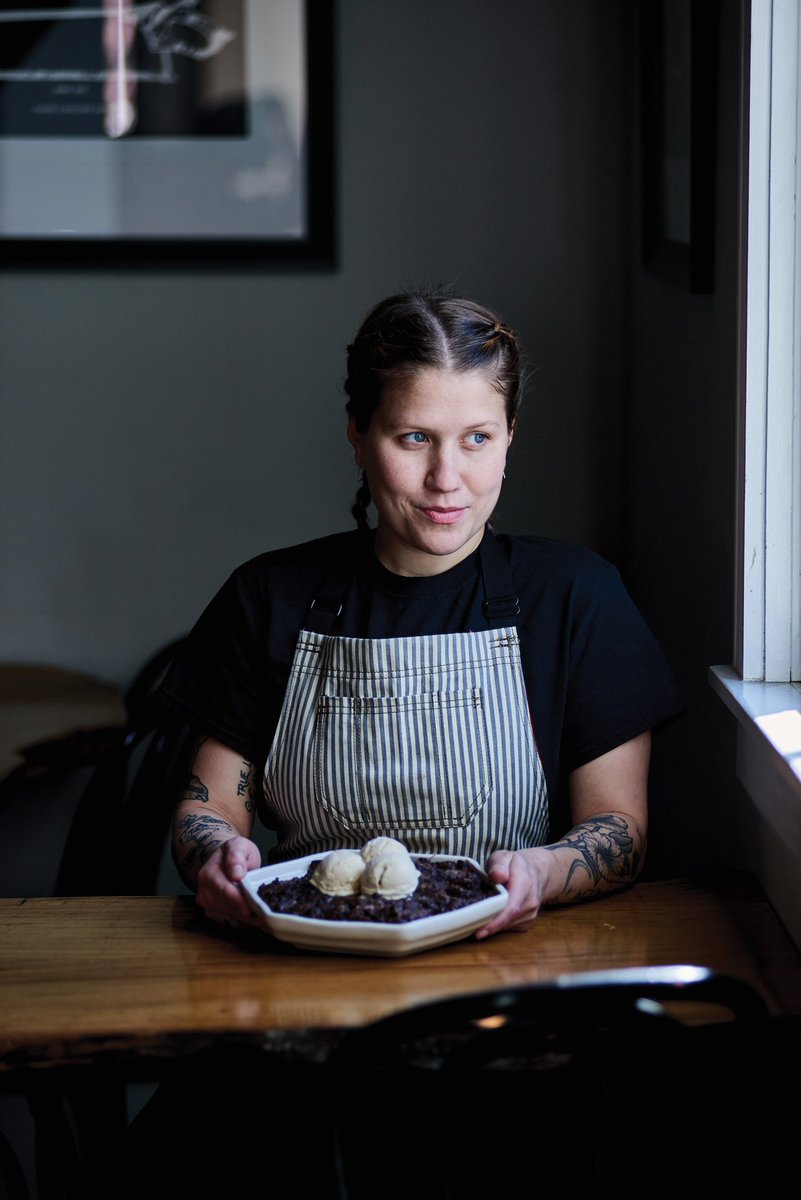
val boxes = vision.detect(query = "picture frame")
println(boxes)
[639,0,718,293]
[0,1,335,266]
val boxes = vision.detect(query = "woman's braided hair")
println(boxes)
[344,289,523,531]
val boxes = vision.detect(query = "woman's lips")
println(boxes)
[419,507,466,525]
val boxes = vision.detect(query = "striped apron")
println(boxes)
[262,532,549,864]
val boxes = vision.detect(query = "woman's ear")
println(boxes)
[347,416,365,468]
[507,420,516,448]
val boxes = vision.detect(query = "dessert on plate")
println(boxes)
[257,840,496,924]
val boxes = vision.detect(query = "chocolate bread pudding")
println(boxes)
[258,856,496,924]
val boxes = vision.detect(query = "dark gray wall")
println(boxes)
[621,0,746,879]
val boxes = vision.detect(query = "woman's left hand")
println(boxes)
[474,734,653,939]
[475,847,554,938]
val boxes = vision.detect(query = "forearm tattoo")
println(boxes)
[177,812,236,873]
[545,813,643,901]
[184,735,210,803]
[185,774,209,804]
[181,736,256,814]
[176,740,258,880]
[237,760,256,812]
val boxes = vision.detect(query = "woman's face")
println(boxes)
[348,367,513,576]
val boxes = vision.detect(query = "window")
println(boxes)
[735,0,800,684]
[710,0,801,949]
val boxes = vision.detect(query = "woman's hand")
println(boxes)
[195,836,263,928]
[475,847,554,938]
[475,733,652,940]
[172,735,263,929]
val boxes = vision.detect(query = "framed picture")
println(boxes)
[639,0,718,293]
[0,0,334,265]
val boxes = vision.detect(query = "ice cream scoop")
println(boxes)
[310,849,366,896]
[361,853,421,900]
[361,836,410,863]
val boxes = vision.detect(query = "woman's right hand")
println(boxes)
[195,836,263,928]
[172,736,264,928]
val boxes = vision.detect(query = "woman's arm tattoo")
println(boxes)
[175,740,256,881]
[237,759,256,812]
[183,734,211,804]
[177,812,236,873]
[183,739,256,812]
[185,774,209,804]
[545,813,644,898]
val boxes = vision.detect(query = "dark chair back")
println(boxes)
[328,965,792,1199]
[54,637,191,896]
[0,638,190,898]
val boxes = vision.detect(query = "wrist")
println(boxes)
[173,813,237,889]
[524,845,563,907]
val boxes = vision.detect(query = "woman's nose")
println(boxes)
[425,447,460,492]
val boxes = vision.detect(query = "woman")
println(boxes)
[160,289,682,937]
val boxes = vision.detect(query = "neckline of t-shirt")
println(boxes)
[363,542,481,599]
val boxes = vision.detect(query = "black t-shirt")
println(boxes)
[159,529,683,835]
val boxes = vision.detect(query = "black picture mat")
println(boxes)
[0,1,336,268]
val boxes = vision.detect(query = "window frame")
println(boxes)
[711,0,801,950]
[735,0,800,684]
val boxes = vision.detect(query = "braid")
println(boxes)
[351,472,372,532]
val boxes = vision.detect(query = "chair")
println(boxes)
[53,636,192,896]
[0,664,124,899]
[0,638,191,1200]
[0,637,190,899]
[327,965,794,1199]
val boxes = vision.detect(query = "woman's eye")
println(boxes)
[401,432,428,444]
[465,432,488,446]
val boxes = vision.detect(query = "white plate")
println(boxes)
[241,852,508,958]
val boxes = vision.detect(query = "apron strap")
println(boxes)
[479,527,520,628]
[304,526,519,633]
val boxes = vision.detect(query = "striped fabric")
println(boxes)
[263,626,549,864]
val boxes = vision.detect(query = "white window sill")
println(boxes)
[710,665,801,950]
[710,667,801,799]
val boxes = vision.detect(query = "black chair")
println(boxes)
[0,637,190,900]
[53,636,192,896]
[328,965,795,1199]
[0,638,191,1200]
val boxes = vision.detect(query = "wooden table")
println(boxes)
[2,872,800,1078]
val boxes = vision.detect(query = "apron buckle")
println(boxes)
[304,595,344,635]
[482,595,520,622]
[308,597,344,618]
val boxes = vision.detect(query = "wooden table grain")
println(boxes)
[1,873,799,1076]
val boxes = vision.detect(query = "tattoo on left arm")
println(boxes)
[545,814,643,898]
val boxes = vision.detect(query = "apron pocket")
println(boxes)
[313,688,493,831]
